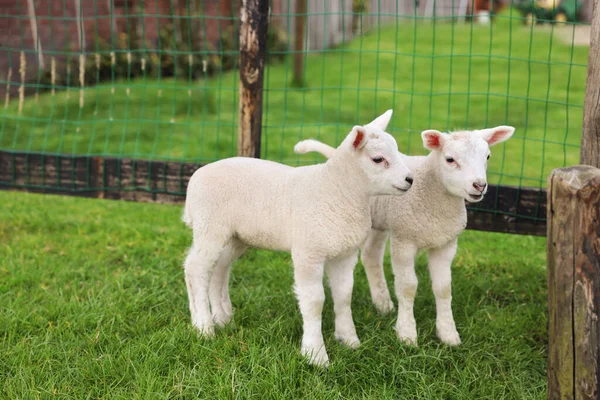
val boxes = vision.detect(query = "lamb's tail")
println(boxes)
[182,200,193,228]
[293,139,336,160]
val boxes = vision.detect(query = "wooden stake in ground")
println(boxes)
[547,165,600,400]
[238,0,269,158]
[292,0,307,87]
[26,0,44,69]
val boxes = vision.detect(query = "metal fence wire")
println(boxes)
[0,0,591,235]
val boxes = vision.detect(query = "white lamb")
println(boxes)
[294,125,514,346]
[182,110,414,366]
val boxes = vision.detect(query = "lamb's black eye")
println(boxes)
[445,157,455,163]
[487,154,490,160]
[372,157,384,164]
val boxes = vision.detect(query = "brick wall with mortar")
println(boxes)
[0,0,255,100]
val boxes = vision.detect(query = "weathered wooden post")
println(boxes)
[238,0,269,158]
[547,167,600,399]
[548,0,600,397]
[292,0,307,87]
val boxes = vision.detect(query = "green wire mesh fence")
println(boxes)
[0,0,591,235]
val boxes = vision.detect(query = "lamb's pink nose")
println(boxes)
[473,182,487,193]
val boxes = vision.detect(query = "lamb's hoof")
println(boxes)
[193,322,215,337]
[398,335,418,346]
[395,325,418,346]
[302,345,330,367]
[212,312,233,327]
[221,301,233,317]
[437,324,462,346]
[335,332,361,349]
[373,297,395,314]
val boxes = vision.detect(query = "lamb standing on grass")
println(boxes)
[182,110,414,366]
[294,126,514,346]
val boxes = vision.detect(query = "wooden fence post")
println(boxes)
[547,166,600,400]
[238,0,269,158]
[581,0,600,167]
[292,0,307,87]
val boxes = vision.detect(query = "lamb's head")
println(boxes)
[339,110,413,196]
[421,126,515,202]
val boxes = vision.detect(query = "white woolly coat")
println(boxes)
[371,153,466,247]
[183,153,372,261]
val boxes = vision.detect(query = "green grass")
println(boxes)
[1,191,548,398]
[0,14,589,187]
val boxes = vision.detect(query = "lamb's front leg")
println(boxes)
[390,238,419,345]
[292,253,328,367]
[326,252,360,349]
[428,239,461,346]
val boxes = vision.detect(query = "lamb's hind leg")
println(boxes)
[361,229,394,314]
[184,237,228,336]
[428,238,461,346]
[390,238,419,346]
[209,238,247,327]
[292,252,328,367]
[326,252,360,349]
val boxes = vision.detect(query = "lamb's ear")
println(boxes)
[478,126,515,147]
[421,129,447,151]
[351,126,368,150]
[366,109,393,131]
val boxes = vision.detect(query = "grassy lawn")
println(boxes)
[0,14,589,187]
[0,191,548,398]
[0,13,567,397]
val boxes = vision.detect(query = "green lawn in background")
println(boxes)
[0,191,547,398]
[0,14,589,187]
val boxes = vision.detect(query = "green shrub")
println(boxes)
[35,19,288,94]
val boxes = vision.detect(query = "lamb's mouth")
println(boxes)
[393,185,409,192]
[469,193,484,201]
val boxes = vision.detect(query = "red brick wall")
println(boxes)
[0,0,244,98]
